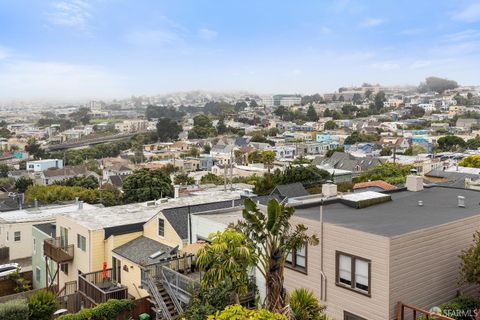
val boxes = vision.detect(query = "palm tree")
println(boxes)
[196,228,257,304]
[288,288,326,320]
[261,150,276,173]
[237,198,319,313]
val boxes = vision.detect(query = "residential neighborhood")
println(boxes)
[2,1,480,319]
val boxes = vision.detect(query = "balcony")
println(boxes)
[43,237,74,263]
[78,269,128,305]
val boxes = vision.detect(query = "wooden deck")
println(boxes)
[78,269,128,305]
[43,238,74,263]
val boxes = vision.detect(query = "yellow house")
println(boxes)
[44,193,242,305]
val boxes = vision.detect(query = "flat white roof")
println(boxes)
[341,191,388,202]
[0,202,96,223]
[63,191,242,230]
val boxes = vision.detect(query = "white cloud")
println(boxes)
[0,46,10,60]
[445,29,480,42]
[292,68,302,75]
[198,28,218,40]
[46,0,92,29]
[369,61,400,70]
[0,60,125,100]
[409,60,433,69]
[452,3,480,23]
[360,18,386,28]
[125,29,182,46]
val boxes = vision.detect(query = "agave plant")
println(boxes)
[288,288,326,320]
[237,198,319,313]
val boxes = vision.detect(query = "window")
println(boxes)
[344,311,367,320]
[60,227,68,248]
[14,231,21,242]
[158,218,165,237]
[77,234,86,251]
[60,263,68,275]
[112,257,121,283]
[35,267,41,282]
[336,251,371,296]
[285,245,307,273]
[33,237,36,254]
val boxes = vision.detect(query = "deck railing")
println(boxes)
[44,238,74,263]
[78,269,128,305]
[396,302,454,320]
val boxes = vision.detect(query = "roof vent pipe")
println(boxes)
[458,196,465,208]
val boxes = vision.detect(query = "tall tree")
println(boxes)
[25,139,45,159]
[437,135,466,151]
[122,169,173,203]
[306,105,319,121]
[156,118,182,141]
[261,150,276,173]
[237,199,319,312]
[196,229,257,304]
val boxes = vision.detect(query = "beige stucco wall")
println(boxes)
[56,215,92,286]
[56,215,143,289]
[389,215,480,319]
[0,220,54,264]
[144,212,184,249]
[284,216,391,320]
[111,252,149,300]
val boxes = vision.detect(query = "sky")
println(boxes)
[0,0,480,101]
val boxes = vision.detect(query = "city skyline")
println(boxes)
[1,0,480,101]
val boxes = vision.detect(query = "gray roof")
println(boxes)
[314,152,383,172]
[425,170,479,188]
[294,186,480,237]
[112,236,175,266]
[162,195,281,240]
[272,183,309,198]
[33,222,56,237]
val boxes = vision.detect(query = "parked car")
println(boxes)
[0,263,20,277]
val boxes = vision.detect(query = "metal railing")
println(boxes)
[141,269,171,320]
[161,266,197,306]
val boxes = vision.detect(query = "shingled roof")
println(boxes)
[271,183,309,198]
[113,236,175,266]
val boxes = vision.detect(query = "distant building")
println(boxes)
[114,119,149,133]
[27,159,64,172]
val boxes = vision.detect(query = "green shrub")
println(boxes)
[28,290,59,320]
[207,304,286,320]
[441,295,480,318]
[0,299,29,320]
[57,299,134,320]
[288,288,326,320]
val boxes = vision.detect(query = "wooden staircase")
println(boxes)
[142,269,180,320]
[155,281,178,319]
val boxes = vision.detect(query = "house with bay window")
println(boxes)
[192,178,480,320]
[283,177,480,320]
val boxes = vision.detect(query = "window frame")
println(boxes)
[285,244,308,274]
[35,266,41,282]
[158,218,165,237]
[14,231,21,242]
[77,234,86,252]
[60,263,69,275]
[344,311,368,320]
[335,251,371,297]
